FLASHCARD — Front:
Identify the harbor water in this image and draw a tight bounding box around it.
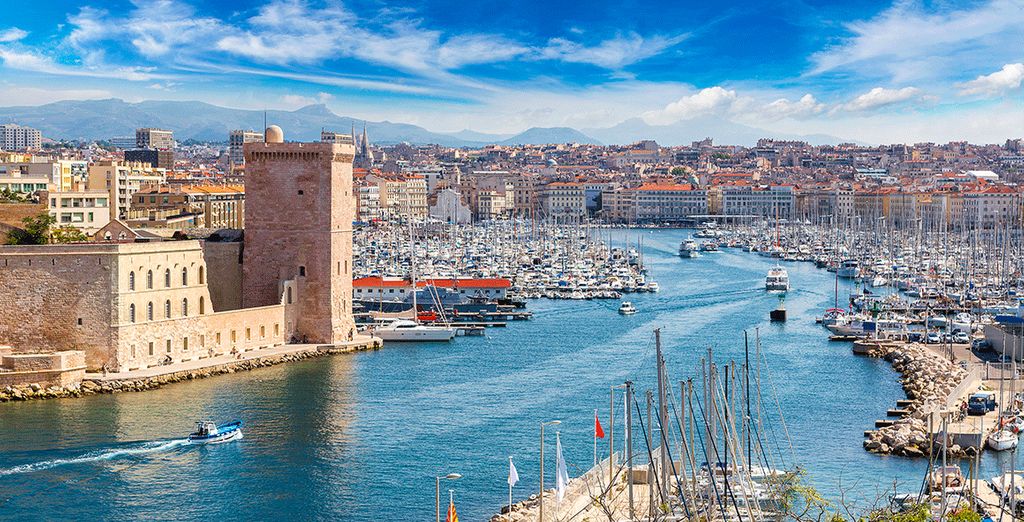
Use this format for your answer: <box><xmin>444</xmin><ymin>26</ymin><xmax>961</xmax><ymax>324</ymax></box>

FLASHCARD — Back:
<box><xmin>0</xmin><ymin>228</ymin><xmax>1017</xmax><ymax>519</ymax></box>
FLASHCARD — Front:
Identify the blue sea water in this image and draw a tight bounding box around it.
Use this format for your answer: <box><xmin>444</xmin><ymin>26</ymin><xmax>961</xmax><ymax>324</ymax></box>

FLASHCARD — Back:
<box><xmin>0</xmin><ymin>228</ymin><xmax>1018</xmax><ymax>520</ymax></box>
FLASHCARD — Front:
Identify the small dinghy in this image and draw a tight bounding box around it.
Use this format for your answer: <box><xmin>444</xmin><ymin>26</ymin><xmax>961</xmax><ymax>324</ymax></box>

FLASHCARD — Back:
<box><xmin>188</xmin><ymin>420</ymin><xmax>243</xmax><ymax>444</ymax></box>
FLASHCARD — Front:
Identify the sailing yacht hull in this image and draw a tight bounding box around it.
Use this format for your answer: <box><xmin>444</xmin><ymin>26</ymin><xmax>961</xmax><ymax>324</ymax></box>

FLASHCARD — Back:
<box><xmin>374</xmin><ymin>327</ymin><xmax>456</xmax><ymax>342</ymax></box>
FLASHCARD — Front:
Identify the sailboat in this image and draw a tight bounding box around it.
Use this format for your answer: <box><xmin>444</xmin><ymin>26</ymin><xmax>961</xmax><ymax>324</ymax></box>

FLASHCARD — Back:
<box><xmin>371</xmin><ymin>219</ymin><xmax>455</xmax><ymax>342</ymax></box>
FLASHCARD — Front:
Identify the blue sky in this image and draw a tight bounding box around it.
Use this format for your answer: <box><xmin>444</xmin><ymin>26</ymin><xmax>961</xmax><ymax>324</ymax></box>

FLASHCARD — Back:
<box><xmin>0</xmin><ymin>0</ymin><xmax>1022</xmax><ymax>142</ymax></box>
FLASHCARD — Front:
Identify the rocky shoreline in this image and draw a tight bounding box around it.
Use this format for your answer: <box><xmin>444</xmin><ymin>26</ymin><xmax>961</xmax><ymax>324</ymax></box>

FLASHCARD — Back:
<box><xmin>858</xmin><ymin>341</ymin><xmax>971</xmax><ymax>457</ymax></box>
<box><xmin>0</xmin><ymin>344</ymin><xmax>378</xmax><ymax>403</ymax></box>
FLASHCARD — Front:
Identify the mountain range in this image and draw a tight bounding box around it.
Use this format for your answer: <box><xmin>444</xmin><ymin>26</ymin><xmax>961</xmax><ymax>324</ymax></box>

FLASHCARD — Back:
<box><xmin>0</xmin><ymin>98</ymin><xmax>853</xmax><ymax>147</ymax></box>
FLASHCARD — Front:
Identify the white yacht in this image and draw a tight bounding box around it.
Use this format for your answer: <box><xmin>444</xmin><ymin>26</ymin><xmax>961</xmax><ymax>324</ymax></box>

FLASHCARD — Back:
<box><xmin>837</xmin><ymin>259</ymin><xmax>861</xmax><ymax>279</ymax></box>
<box><xmin>987</xmin><ymin>428</ymin><xmax>1019</xmax><ymax>451</ymax></box>
<box><xmin>678</xmin><ymin>238</ymin><xmax>700</xmax><ymax>258</ymax></box>
<box><xmin>371</xmin><ymin>319</ymin><xmax>456</xmax><ymax>342</ymax></box>
<box><xmin>765</xmin><ymin>266</ymin><xmax>790</xmax><ymax>292</ymax></box>
<box><xmin>646</xmin><ymin>281</ymin><xmax>660</xmax><ymax>292</ymax></box>
<box><xmin>618</xmin><ymin>301</ymin><xmax>637</xmax><ymax>315</ymax></box>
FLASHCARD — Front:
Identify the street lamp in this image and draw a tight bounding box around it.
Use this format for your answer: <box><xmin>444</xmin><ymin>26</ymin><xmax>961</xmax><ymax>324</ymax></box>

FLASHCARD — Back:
<box><xmin>435</xmin><ymin>472</ymin><xmax>462</xmax><ymax>522</ymax></box>
<box><xmin>539</xmin><ymin>420</ymin><xmax>562</xmax><ymax>522</ymax></box>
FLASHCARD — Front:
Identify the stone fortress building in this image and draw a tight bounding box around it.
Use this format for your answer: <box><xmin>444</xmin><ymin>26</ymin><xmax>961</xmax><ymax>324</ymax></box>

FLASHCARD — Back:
<box><xmin>0</xmin><ymin>126</ymin><xmax>358</xmax><ymax>373</ymax></box>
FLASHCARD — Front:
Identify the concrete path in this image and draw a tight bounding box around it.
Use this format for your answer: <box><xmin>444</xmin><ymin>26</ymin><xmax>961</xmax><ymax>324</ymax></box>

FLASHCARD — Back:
<box><xmin>85</xmin><ymin>336</ymin><xmax>380</xmax><ymax>382</ymax></box>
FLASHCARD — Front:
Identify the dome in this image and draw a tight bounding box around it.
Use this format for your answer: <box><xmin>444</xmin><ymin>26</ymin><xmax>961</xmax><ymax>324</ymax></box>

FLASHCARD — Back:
<box><xmin>265</xmin><ymin>125</ymin><xmax>284</xmax><ymax>143</ymax></box>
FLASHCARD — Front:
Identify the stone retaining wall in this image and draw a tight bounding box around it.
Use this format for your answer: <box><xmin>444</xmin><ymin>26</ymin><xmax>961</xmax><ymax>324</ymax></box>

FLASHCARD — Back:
<box><xmin>0</xmin><ymin>341</ymin><xmax>381</xmax><ymax>403</ymax></box>
<box><xmin>0</xmin><ymin>350</ymin><xmax>86</xmax><ymax>388</ymax></box>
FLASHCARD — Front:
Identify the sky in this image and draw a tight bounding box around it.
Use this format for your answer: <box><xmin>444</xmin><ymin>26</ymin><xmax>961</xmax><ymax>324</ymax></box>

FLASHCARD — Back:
<box><xmin>0</xmin><ymin>0</ymin><xmax>1022</xmax><ymax>143</ymax></box>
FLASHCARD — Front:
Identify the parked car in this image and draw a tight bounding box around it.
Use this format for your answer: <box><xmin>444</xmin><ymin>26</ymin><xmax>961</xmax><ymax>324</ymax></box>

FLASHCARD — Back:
<box><xmin>968</xmin><ymin>392</ymin><xmax>997</xmax><ymax>415</ymax></box>
<box><xmin>926</xmin><ymin>332</ymin><xmax>942</xmax><ymax>344</ymax></box>
<box><xmin>953</xmin><ymin>331</ymin><xmax>970</xmax><ymax>344</ymax></box>
<box><xmin>972</xmin><ymin>338</ymin><xmax>992</xmax><ymax>351</ymax></box>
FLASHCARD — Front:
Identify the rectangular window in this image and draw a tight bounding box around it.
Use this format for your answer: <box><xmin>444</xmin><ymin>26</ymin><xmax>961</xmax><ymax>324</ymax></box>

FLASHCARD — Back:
<box><xmin>246</xmin><ymin>328</ymin><xmax>251</xmax><ymax>341</ymax></box>
<box><xmin>260</xmin><ymin>325</ymin><xmax>265</xmax><ymax>338</ymax></box>
<box><xmin>166</xmin><ymin>339</ymin><xmax>172</xmax><ymax>353</ymax></box>
<box><xmin>183</xmin><ymin>337</ymin><xmax>189</xmax><ymax>351</ymax></box>
<box><xmin>216</xmin><ymin>332</ymin><xmax>222</xmax><ymax>345</ymax></box>
<box><xmin>274</xmin><ymin>324</ymin><xmax>280</xmax><ymax>337</ymax></box>
<box><xmin>149</xmin><ymin>342</ymin><xmax>154</xmax><ymax>356</ymax></box>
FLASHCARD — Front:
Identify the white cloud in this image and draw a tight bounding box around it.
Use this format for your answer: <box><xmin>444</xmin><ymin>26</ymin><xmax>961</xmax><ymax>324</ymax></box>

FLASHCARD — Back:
<box><xmin>279</xmin><ymin>91</ymin><xmax>335</xmax><ymax>110</ymax></box>
<box><xmin>0</xmin><ymin>27</ymin><xmax>28</xmax><ymax>43</ymax></box>
<box><xmin>0</xmin><ymin>47</ymin><xmax>164</xmax><ymax>81</ymax></box>
<box><xmin>840</xmin><ymin>87</ymin><xmax>922</xmax><ymax>112</ymax></box>
<box><xmin>959</xmin><ymin>63</ymin><xmax>1024</xmax><ymax>97</ymax></box>
<box><xmin>810</xmin><ymin>0</ymin><xmax>1024</xmax><ymax>82</ymax></box>
<box><xmin>759</xmin><ymin>94</ymin><xmax>825</xmax><ymax>120</ymax></box>
<box><xmin>641</xmin><ymin>87</ymin><xmax>741</xmax><ymax>125</ymax></box>
<box><xmin>539</xmin><ymin>33</ymin><xmax>686</xmax><ymax>69</ymax></box>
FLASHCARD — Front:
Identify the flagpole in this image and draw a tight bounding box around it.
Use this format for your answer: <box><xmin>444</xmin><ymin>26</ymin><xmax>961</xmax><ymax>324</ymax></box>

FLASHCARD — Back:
<box><xmin>507</xmin><ymin>456</ymin><xmax>513</xmax><ymax>514</ymax></box>
<box><xmin>593</xmin><ymin>408</ymin><xmax>598</xmax><ymax>468</ymax></box>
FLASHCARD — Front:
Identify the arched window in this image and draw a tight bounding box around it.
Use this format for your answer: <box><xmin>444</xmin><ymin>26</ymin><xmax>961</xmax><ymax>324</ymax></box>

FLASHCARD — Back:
<box><xmin>164</xmin><ymin>300</ymin><xmax>171</xmax><ymax>318</ymax></box>
<box><xmin>182</xmin><ymin>298</ymin><xmax>188</xmax><ymax>316</ymax></box>
<box><xmin>182</xmin><ymin>267</ymin><xmax>188</xmax><ymax>286</ymax></box>
<box><xmin>147</xmin><ymin>302</ymin><xmax>154</xmax><ymax>321</ymax></box>
<box><xmin>198</xmin><ymin>266</ymin><xmax>205</xmax><ymax>284</ymax></box>
<box><xmin>147</xmin><ymin>270</ymin><xmax>153</xmax><ymax>289</ymax></box>
<box><xmin>164</xmin><ymin>269</ymin><xmax>171</xmax><ymax>288</ymax></box>
<box><xmin>128</xmin><ymin>271</ymin><xmax>135</xmax><ymax>291</ymax></box>
<box><xmin>129</xmin><ymin>304</ymin><xmax>136</xmax><ymax>323</ymax></box>
<box><xmin>199</xmin><ymin>296</ymin><xmax>206</xmax><ymax>314</ymax></box>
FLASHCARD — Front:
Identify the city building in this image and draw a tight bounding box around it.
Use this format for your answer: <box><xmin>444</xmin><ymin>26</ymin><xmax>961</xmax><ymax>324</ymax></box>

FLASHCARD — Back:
<box><xmin>128</xmin><ymin>185</ymin><xmax>245</xmax><ymax>229</ymax></box>
<box><xmin>634</xmin><ymin>183</ymin><xmax>708</xmax><ymax>222</ymax></box>
<box><xmin>136</xmin><ymin>128</ymin><xmax>174</xmax><ymax>150</ymax></box>
<box><xmin>125</xmin><ymin>148</ymin><xmax>175</xmax><ymax>170</ymax></box>
<box><xmin>86</xmin><ymin>160</ymin><xmax>167</xmax><ymax>218</ymax></box>
<box><xmin>538</xmin><ymin>182</ymin><xmax>586</xmax><ymax>221</ymax></box>
<box><xmin>44</xmin><ymin>190</ymin><xmax>112</xmax><ymax>234</ymax></box>
<box><xmin>229</xmin><ymin>130</ymin><xmax>264</xmax><ymax>168</ymax></box>
<box><xmin>0</xmin><ymin>124</ymin><xmax>42</xmax><ymax>151</ymax></box>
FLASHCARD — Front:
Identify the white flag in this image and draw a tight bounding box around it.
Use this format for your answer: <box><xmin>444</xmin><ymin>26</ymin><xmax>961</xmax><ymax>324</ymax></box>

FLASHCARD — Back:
<box><xmin>508</xmin><ymin>457</ymin><xmax>519</xmax><ymax>487</ymax></box>
<box><xmin>555</xmin><ymin>432</ymin><xmax>569</xmax><ymax>501</ymax></box>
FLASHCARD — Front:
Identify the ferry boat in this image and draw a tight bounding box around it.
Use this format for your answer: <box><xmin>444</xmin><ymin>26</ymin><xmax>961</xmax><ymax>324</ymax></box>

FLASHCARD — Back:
<box><xmin>837</xmin><ymin>259</ymin><xmax>861</xmax><ymax>279</ymax></box>
<box><xmin>188</xmin><ymin>420</ymin><xmax>243</xmax><ymax>444</ymax></box>
<box><xmin>618</xmin><ymin>301</ymin><xmax>637</xmax><ymax>315</ymax></box>
<box><xmin>765</xmin><ymin>266</ymin><xmax>790</xmax><ymax>292</ymax></box>
<box><xmin>678</xmin><ymin>238</ymin><xmax>700</xmax><ymax>258</ymax></box>
<box><xmin>371</xmin><ymin>319</ymin><xmax>456</xmax><ymax>342</ymax></box>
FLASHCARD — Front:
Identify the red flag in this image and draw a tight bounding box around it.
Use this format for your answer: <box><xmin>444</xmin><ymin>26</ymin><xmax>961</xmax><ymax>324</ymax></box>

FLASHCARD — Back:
<box><xmin>595</xmin><ymin>412</ymin><xmax>605</xmax><ymax>439</ymax></box>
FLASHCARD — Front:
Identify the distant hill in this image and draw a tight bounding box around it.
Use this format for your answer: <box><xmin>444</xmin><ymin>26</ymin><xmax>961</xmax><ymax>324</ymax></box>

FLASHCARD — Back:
<box><xmin>0</xmin><ymin>98</ymin><xmax>854</xmax><ymax>148</ymax></box>
<box><xmin>499</xmin><ymin>127</ymin><xmax>601</xmax><ymax>145</ymax></box>
<box><xmin>0</xmin><ymin>99</ymin><xmax>490</xmax><ymax>147</ymax></box>
<box><xmin>582</xmin><ymin>116</ymin><xmax>853</xmax><ymax>147</ymax></box>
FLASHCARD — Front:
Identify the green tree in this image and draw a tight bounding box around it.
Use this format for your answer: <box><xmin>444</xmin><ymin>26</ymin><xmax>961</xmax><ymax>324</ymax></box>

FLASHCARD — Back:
<box><xmin>50</xmin><ymin>225</ymin><xmax>89</xmax><ymax>244</ymax></box>
<box><xmin>4</xmin><ymin>213</ymin><xmax>86</xmax><ymax>245</ymax></box>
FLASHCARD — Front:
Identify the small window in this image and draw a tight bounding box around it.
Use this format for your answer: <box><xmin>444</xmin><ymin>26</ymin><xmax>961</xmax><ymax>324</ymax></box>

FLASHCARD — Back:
<box><xmin>149</xmin><ymin>342</ymin><xmax>154</xmax><ymax>356</ymax></box>
<box><xmin>182</xmin><ymin>267</ymin><xmax>188</xmax><ymax>286</ymax></box>
<box><xmin>231</xmin><ymin>330</ymin><xmax>237</xmax><ymax>342</ymax></box>
<box><xmin>246</xmin><ymin>328</ymin><xmax>251</xmax><ymax>341</ymax></box>
<box><xmin>164</xmin><ymin>300</ymin><xmax>171</xmax><ymax>318</ymax></box>
<box><xmin>183</xmin><ymin>337</ymin><xmax>188</xmax><ymax>351</ymax></box>
<box><xmin>216</xmin><ymin>332</ymin><xmax>222</xmax><ymax>345</ymax></box>
<box><xmin>166</xmin><ymin>339</ymin><xmax>172</xmax><ymax>353</ymax></box>
<box><xmin>199</xmin><ymin>296</ymin><xmax>206</xmax><ymax>314</ymax></box>
<box><xmin>129</xmin><ymin>271</ymin><xmax>135</xmax><ymax>290</ymax></box>
<box><xmin>77</xmin><ymin>318</ymin><xmax>83</xmax><ymax>326</ymax></box>
<box><xmin>274</xmin><ymin>324</ymin><xmax>280</xmax><ymax>337</ymax></box>
<box><xmin>299</xmin><ymin>266</ymin><xmax>306</xmax><ymax>277</ymax></box>
<box><xmin>147</xmin><ymin>270</ymin><xmax>153</xmax><ymax>289</ymax></box>
<box><xmin>199</xmin><ymin>266</ymin><xmax>205</xmax><ymax>284</ymax></box>
<box><xmin>297</xmin><ymin>190</ymin><xmax>304</xmax><ymax>195</ymax></box>
<box><xmin>147</xmin><ymin>302</ymin><xmax>154</xmax><ymax>320</ymax></box>
<box><xmin>287</xmin><ymin>287</ymin><xmax>292</xmax><ymax>304</ymax></box>
<box><xmin>260</xmin><ymin>325</ymin><xmax>266</xmax><ymax>338</ymax></box>
<box><xmin>129</xmin><ymin>304</ymin><xmax>136</xmax><ymax>323</ymax></box>
<box><xmin>182</xmin><ymin>298</ymin><xmax>188</xmax><ymax>316</ymax></box>
<box><xmin>164</xmin><ymin>269</ymin><xmax>171</xmax><ymax>288</ymax></box>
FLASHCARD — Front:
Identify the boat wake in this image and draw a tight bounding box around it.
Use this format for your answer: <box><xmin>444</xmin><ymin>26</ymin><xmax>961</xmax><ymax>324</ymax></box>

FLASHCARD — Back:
<box><xmin>0</xmin><ymin>439</ymin><xmax>190</xmax><ymax>476</ymax></box>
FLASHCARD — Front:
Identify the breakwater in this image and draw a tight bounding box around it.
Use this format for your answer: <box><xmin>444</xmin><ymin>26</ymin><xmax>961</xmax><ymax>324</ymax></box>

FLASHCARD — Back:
<box><xmin>859</xmin><ymin>341</ymin><xmax>971</xmax><ymax>457</ymax></box>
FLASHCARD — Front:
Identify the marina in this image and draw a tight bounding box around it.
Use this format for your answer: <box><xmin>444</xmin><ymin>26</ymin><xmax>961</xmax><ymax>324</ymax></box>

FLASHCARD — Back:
<box><xmin>6</xmin><ymin>226</ymin><xmax>1024</xmax><ymax>520</ymax></box>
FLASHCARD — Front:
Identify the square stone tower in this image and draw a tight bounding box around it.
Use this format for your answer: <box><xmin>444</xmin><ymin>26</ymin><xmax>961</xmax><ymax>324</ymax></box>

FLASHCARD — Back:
<box><xmin>242</xmin><ymin>126</ymin><xmax>356</xmax><ymax>344</ymax></box>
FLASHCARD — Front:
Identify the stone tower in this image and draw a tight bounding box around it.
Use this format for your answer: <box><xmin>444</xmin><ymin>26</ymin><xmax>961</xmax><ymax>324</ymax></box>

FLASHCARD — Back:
<box><xmin>242</xmin><ymin>125</ymin><xmax>356</xmax><ymax>344</ymax></box>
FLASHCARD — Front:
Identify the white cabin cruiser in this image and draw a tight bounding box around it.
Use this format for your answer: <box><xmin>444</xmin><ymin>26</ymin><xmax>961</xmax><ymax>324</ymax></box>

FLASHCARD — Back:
<box><xmin>372</xmin><ymin>319</ymin><xmax>456</xmax><ymax>342</ymax></box>
<box><xmin>765</xmin><ymin>266</ymin><xmax>790</xmax><ymax>292</ymax></box>
<box><xmin>618</xmin><ymin>301</ymin><xmax>637</xmax><ymax>315</ymax></box>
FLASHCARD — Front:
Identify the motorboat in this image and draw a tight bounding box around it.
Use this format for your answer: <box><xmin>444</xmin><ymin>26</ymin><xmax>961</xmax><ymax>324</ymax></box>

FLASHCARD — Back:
<box><xmin>646</xmin><ymin>281</ymin><xmax>660</xmax><ymax>292</ymax></box>
<box><xmin>699</xmin><ymin>241</ymin><xmax>719</xmax><ymax>253</ymax></box>
<box><xmin>371</xmin><ymin>319</ymin><xmax>456</xmax><ymax>342</ymax></box>
<box><xmin>987</xmin><ymin>428</ymin><xmax>1019</xmax><ymax>451</ymax></box>
<box><xmin>927</xmin><ymin>465</ymin><xmax>964</xmax><ymax>492</ymax></box>
<box><xmin>837</xmin><ymin>259</ymin><xmax>861</xmax><ymax>279</ymax></box>
<box><xmin>188</xmin><ymin>420</ymin><xmax>243</xmax><ymax>444</ymax></box>
<box><xmin>765</xmin><ymin>266</ymin><xmax>790</xmax><ymax>292</ymax></box>
<box><xmin>678</xmin><ymin>238</ymin><xmax>700</xmax><ymax>258</ymax></box>
<box><xmin>618</xmin><ymin>301</ymin><xmax>637</xmax><ymax>315</ymax></box>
